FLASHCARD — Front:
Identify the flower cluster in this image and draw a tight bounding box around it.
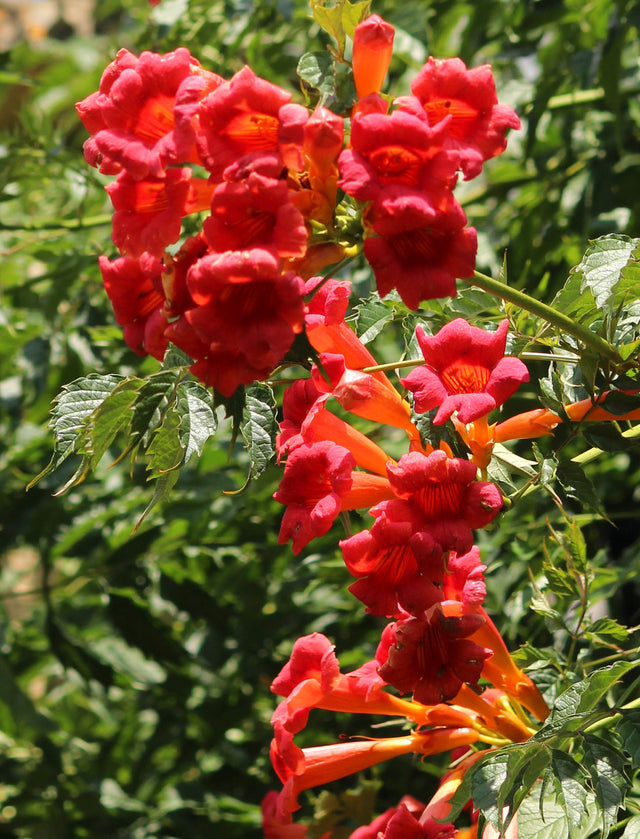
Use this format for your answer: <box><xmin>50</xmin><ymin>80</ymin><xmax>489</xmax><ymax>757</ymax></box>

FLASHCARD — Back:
<box><xmin>267</xmin><ymin>274</ymin><xmax>553</xmax><ymax>836</ymax></box>
<box><xmin>77</xmin><ymin>49</ymin><xmax>345</xmax><ymax>395</ymax></box>
<box><xmin>76</xmin><ymin>12</ymin><xmax>520</xmax><ymax>397</ymax></box>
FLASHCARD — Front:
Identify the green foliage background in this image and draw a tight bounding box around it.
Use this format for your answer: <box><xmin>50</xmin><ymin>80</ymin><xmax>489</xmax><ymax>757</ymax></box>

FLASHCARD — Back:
<box><xmin>1</xmin><ymin>0</ymin><xmax>640</xmax><ymax>836</ymax></box>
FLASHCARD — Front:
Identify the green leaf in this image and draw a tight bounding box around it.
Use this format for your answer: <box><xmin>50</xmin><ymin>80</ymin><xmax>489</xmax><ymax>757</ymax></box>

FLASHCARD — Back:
<box><xmin>310</xmin><ymin>0</ymin><xmax>371</xmax><ymax>55</ymax></box>
<box><xmin>100</xmin><ymin>779</ymin><xmax>146</xmax><ymax>813</ymax></box>
<box><xmin>127</xmin><ymin>369</ymin><xmax>182</xmax><ymax>453</ymax></box>
<box><xmin>582</xmin><ymin>734</ymin><xmax>628</xmax><ymax>835</ymax></box>
<box><xmin>135</xmin><ymin>469</ymin><xmax>180</xmax><ymax>529</ymax></box>
<box><xmin>616</xmin><ymin>709</ymin><xmax>640</xmax><ymax>764</ymax></box>
<box><xmin>241</xmin><ymin>383</ymin><xmax>277</xmax><ymax>481</ymax></box>
<box><xmin>145</xmin><ymin>404</ymin><xmax>183</xmax><ymax>476</ymax></box>
<box><xmin>571</xmin><ymin>234</ymin><xmax>639</xmax><ymax>309</ymax></box>
<box><xmin>47</xmin><ymin>619</ymin><xmax>114</xmax><ymax>686</ymax></box>
<box><xmin>340</xmin><ymin>0</ymin><xmax>372</xmax><ymax>39</ymax></box>
<box><xmin>176</xmin><ymin>380</ymin><xmax>217</xmax><ymax>464</ymax></box>
<box><xmin>515</xmin><ymin>778</ymin><xmax>601</xmax><ymax>839</ymax></box>
<box><xmin>27</xmin><ymin>373</ymin><xmax>124</xmax><ymax>488</ymax></box>
<box><xmin>621</xmin><ymin>816</ymin><xmax>640</xmax><ymax>839</ymax></box>
<box><xmin>75</xmin><ymin>377</ymin><xmax>142</xmax><ymax>468</ymax></box>
<box><xmin>354</xmin><ymin>293</ymin><xmax>396</xmax><ymax>345</ymax></box>
<box><xmin>0</xmin><ymin>656</ymin><xmax>57</xmax><ymax>737</ymax></box>
<box><xmin>555</xmin><ymin>459</ymin><xmax>604</xmax><ymax>516</ymax></box>
<box><xmin>585</xmin><ymin>617</ymin><xmax>630</xmax><ymax>644</ymax></box>
<box><xmin>91</xmin><ymin>635</ymin><xmax>166</xmax><ymax>687</ymax></box>
<box><xmin>297</xmin><ymin>51</ymin><xmax>336</xmax><ymax>106</ymax></box>
<box><xmin>549</xmin><ymin>661</ymin><xmax>639</xmax><ymax>723</ymax></box>
<box><xmin>548</xmin><ymin>750</ymin><xmax>589</xmax><ymax>832</ymax></box>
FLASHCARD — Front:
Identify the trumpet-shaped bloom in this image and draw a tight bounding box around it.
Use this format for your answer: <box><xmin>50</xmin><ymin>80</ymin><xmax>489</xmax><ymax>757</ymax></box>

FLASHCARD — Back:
<box><xmin>338</xmin><ymin>108</ymin><xmax>458</xmax><ymax>209</ymax></box>
<box><xmin>98</xmin><ymin>253</ymin><xmax>169</xmax><ymax>359</ymax></box>
<box><xmin>197</xmin><ymin>65</ymin><xmax>308</xmax><ymax>179</ymax></box>
<box><xmin>271</xmin><ymin>726</ymin><xmax>478</xmax><ymax>819</ymax></box>
<box><xmin>270</xmin><ymin>633</ymin><xmax>464</xmax><ymax>738</ymax></box>
<box><xmin>277</xmin><ymin>380</ymin><xmax>391</xmax><ymax>475</ymax></box>
<box><xmin>76</xmin><ymin>48</ymin><xmax>222</xmax><ymax>179</ymax></box>
<box><xmin>409</xmin><ymin>57</ymin><xmax>521</xmax><ymax>180</ymax></box>
<box><xmin>363</xmin><ymin>198</ymin><xmax>477</xmax><ymax>309</ymax></box>
<box><xmin>341</xmin><ymin>499</ymin><xmax>447</xmax><ymax>617</ymax></box>
<box><xmin>379</xmin><ymin>604</ymin><xmax>492</xmax><ymax>703</ymax></box>
<box><xmin>165</xmin><ymin>249</ymin><xmax>305</xmax><ymax>396</ymax></box>
<box><xmin>386</xmin><ymin>450</ymin><xmax>503</xmax><ymax>551</ymax></box>
<box><xmin>402</xmin><ymin>319</ymin><xmax>529</xmax><ymax>424</ymax></box>
<box><xmin>203</xmin><ymin>170</ymin><xmax>308</xmax><ymax>258</ymax></box>
<box><xmin>274</xmin><ymin>442</ymin><xmax>356</xmax><ymax>555</ymax></box>
<box><xmin>107</xmin><ymin>168</ymin><xmax>213</xmax><ymax>258</ymax></box>
<box><xmin>312</xmin><ymin>353</ymin><xmax>417</xmax><ymax>440</ymax></box>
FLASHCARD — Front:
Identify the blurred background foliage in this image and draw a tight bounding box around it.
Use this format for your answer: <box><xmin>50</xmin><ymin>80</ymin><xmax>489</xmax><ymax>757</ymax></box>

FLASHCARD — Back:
<box><xmin>1</xmin><ymin>0</ymin><xmax>640</xmax><ymax>836</ymax></box>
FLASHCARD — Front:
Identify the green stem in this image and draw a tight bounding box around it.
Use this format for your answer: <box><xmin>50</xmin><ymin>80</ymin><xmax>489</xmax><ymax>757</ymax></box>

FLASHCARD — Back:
<box><xmin>0</xmin><ymin>214</ymin><xmax>112</xmax><ymax>232</ymax></box>
<box><xmin>362</xmin><ymin>359</ymin><xmax>421</xmax><ymax>374</ymax></box>
<box><xmin>464</xmin><ymin>271</ymin><xmax>621</xmax><ymax>364</ymax></box>
<box><xmin>544</xmin><ymin>79</ymin><xmax>640</xmax><ymax>110</ymax></box>
<box><xmin>572</xmin><ymin>424</ymin><xmax>640</xmax><ymax>466</ymax></box>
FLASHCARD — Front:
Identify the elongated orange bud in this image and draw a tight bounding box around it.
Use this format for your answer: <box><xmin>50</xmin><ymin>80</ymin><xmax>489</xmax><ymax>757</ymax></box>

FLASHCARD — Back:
<box><xmin>352</xmin><ymin>14</ymin><xmax>395</xmax><ymax>100</ymax></box>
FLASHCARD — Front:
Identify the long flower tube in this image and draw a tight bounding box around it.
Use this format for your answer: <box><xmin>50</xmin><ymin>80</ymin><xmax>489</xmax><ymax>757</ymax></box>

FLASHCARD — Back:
<box><xmin>469</xmin><ymin>607</ymin><xmax>549</xmax><ymax>721</ymax></box>
<box><xmin>313</xmin><ymin>356</ymin><xmax>421</xmax><ymax>443</ymax></box>
<box><xmin>272</xmin><ymin>727</ymin><xmax>480</xmax><ymax>808</ymax></box>
<box><xmin>454</xmin><ymin>393</ymin><xmax>640</xmax><ymax>469</ymax></box>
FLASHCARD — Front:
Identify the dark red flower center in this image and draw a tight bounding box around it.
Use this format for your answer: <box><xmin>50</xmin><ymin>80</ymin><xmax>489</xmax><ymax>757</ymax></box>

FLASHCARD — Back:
<box><xmin>415</xmin><ymin>481</ymin><xmax>465</xmax><ymax>519</ymax></box>
<box><xmin>388</xmin><ymin>227</ymin><xmax>441</xmax><ymax>263</ymax></box>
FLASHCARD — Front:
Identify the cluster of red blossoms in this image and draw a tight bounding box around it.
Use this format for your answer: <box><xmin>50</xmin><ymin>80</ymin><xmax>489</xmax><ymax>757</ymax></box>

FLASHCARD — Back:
<box><xmin>76</xmin><ymin>13</ymin><xmax>520</xmax><ymax>397</ymax></box>
<box><xmin>265</xmin><ymin>276</ymin><xmax>551</xmax><ymax>837</ymax></box>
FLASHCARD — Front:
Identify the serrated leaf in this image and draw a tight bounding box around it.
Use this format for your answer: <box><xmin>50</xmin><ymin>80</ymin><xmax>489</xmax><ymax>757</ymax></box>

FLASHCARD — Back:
<box><xmin>555</xmin><ymin>459</ymin><xmax>604</xmax><ymax>516</ymax></box>
<box><xmin>75</xmin><ymin>377</ymin><xmax>142</xmax><ymax>467</ymax></box>
<box><xmin>617</xmin><ymin>709</ymin><xmax>640</xmax><ymax>764</ymax></box>
<box><xmin>548</xmin><ymin>750</ymin><xmax>589</xmax><ymax>831</ymax></box>
<box><xmin>504</xmin><ymin>746</ymin><xmax>552</xmax><ymax>830</ymax></box>
<box><xmin>585</xmin><ymin>617</ymin><xmax>630</xmax><ymax>643</ymax></box>
<box><xmin>135</xmin><ymin>469</ymin><xmax>179</xmax><ymax>530</ymax></box>
<box><xmin>309</xmin><ymin>0</ymin><xmax>371</xmax><ymax>56</ymax></box>
<box><xmin>128</xmin><ymin>370</ymin><xmax>182</xmax><ymax>453</ymax></box>
<box><xmin>469</xmin><ymin>751</ymin><xmax>511</xmax><ymax>832</ymax></box>
<box><xmin>550</xmin><ymin>662</ymin><xmax>639</xmax><ymax>723</ymax></box>
<box><xmin>310</xmin><ymin>1</ymin><xmax>347</xmax><ymax>54</ymax></box>
<box><xmin>355</xmin><ymin>294</ymin><xmax>396</xmax><ymax>344</ymax></box>
<box><xmin>582</xmin><ymin>734</ymin><xmax>628</xmax><ymax>835</ymax></box>
<box><xmin>28</xmin><ymin>373</ymin><xmax>124</xmax><ymax>488</ymax></box>
<box><xmin>573</xmin><ymin>234</ymin><xmax>639</xmax><ymax>308</ymax></box>
<box><xmin>601</xmin><ymin>390</ymin><xmax>640</xmax><ymax>415</ymax></box>
<box><xmin>145</xmin><ymin>405</ymin><xmax>183</xmax><ymax>476</ymax></box>
<box><xmin>530</xmin><ymin>591</ymin><xmax>566</xmax><ymax>629</ymax></box>
<box><xmin>491</xmin><ymin>444</ymin><xmax>538</xmax><ymax>478</ymax></box>
<box><xmin>340</xmin><ymin>0</ymin><xmax>372</xmax><ymax>38</ymax></box>
<box><xmin>515</xmin><ymin>778</ymin><xmax>601</xmax><ymax>839</ymax></box>
<box><xmin>176</xmin><ymin>380</ymin><xmax>217</xmax><ymax>464</ymax></box>
<box><xmin>162</xmin><ymin>345</ymin><xmax>192</xmax><ymax>369</ymax></box>
<box><xmin>241</xmin><ymin>383</ymin><xmax>277</xmax><ymax>481</ymax></box>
